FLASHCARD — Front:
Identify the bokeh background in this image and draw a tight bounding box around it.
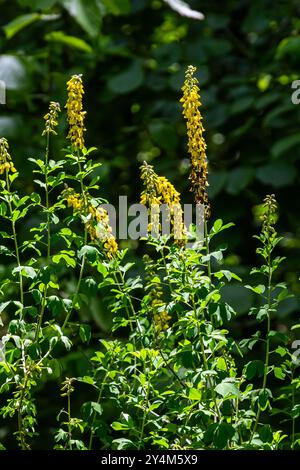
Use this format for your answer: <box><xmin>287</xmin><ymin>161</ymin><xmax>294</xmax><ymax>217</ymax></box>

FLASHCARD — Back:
<box><xmin>1</xmin><ymin>0</ymin><xmax>300</xmax><ymax>448</ymax></box>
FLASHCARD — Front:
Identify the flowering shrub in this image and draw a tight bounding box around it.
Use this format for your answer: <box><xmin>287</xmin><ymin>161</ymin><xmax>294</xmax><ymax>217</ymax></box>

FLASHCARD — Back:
<box><xmin>0</xmin><ymin>67</ymin><xmax>299</xmax><ymax>451</ymax></box>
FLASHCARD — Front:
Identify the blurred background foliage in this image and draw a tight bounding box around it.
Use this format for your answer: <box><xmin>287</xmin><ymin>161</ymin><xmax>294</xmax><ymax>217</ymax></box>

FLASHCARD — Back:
<box><xmin>1</xmin><ymin>0</ymin><xmax>300</xmax><ymax>447</ymax></box>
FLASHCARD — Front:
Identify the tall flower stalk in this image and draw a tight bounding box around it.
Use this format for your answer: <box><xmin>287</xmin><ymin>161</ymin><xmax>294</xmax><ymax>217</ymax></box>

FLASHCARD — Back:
<box><xmin>63</xmin><ymin>75</ymin><xmax>117</xmax><ymax>330</ymax></box>
<box><xmin>0</xmin><ymin>138</ymin><xmax>23</xmax><ymax>304</ymax></box>
<box><xmin>181</xmin><ymin>65</ymin><xmax>211</xmax><ymax>276</ymax></box>
<box><xmin>35</xmin><ymin>102</ymin><xmax>61</xmax><ymax>341</ymax></box>
<box><xmin>250</xmin><ymin>194</ymin><xmax>279</xmax><ymax>442</ymax></box>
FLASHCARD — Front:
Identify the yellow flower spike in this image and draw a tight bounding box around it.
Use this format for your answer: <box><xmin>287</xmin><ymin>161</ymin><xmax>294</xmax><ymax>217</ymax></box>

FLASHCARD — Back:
<box><xmin>144</xmin><ymin>255</ymin><xmax>172</xmax><ymax>334</ymax></box>
<box><xmin>140</xmin><ymin>161</ymin><xmax>186</xmax><ymax>242</ymax></box>
<box><xmin>181</xmin><ymin>65</ymin><xmax>210</xmax><ymax>218</ymax></box>
<box><xmin>0</xmin><ymin>137</ymin><xmax>16</xmax><ymax>175</ymax></box>
<box><xmin>62</xmin><ymin>188</ymin><xmax>118</xmax><ymax>258</ymax></box>
<box><xmin>42</xmin><ymin>101</ymin><xmax>61</xmax><ymax>136</ymax></box>
<box><xmin>65</xmin><ymin>74</ymin><xmax>86</xmax><ymax>150</ymax></box>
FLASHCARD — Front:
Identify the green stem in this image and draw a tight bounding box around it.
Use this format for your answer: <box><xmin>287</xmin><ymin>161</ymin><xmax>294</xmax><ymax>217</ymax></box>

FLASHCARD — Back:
<box><xmin>250</xmin><ymin>250</ymin><xmax>272</xmax><ymax>443</ymax></box>
<box><xmin>291</xmin><ymin>369</ymin><xmax>295</xmax><ymax>450</ymax></box>
<box><xmin>62</xmin><ymin>154</ymin><xmax>87</xmax><ymax>330</ymax></box>
<box><xmin>5</xmin><ymin>170</ymin><xmax>23</xmax><ymax>305</ymax></box>
<box><xmin>204</xmin><ymin>220</ymin><xmax>211</xmax><ymax>280</ymax></box>
<box><xmin>88</xmin><ymin>360</ymin><xmax>113</xmax><ymax>450</ymax></box>
<box><xmin>138</xmin><ymin>368</ymin><xmax>150</xmax><ymax>450</ymax></box>
<box><xmin>62</xmin><ymin>231</ymin><xmax>87</xmax><ymax>330</ymax></box>
<box><xmin>67</xmin><ymin>392</ymin><xmax>72</xmax><ymax>450</ymax></box>
<box><xmin>192</xmin><ymin>296</ymin><xmax>221</xmax><ymax>420</ymax></box>
<box><xmin>17</xmin><ymin>342</ymin><xmax>29</xmax><ymax>450</ymax></box>
<box><xmin>35</xmin><ymin>133</ymin><xmax>51</xmax><ymax>341</ymax></box>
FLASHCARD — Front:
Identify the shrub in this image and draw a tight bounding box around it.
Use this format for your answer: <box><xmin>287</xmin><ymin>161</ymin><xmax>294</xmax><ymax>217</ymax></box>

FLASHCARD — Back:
<box><xmin>0</xmin><ymin>67</ymin><xmax>299</xmax><ymax>450</ymax></box>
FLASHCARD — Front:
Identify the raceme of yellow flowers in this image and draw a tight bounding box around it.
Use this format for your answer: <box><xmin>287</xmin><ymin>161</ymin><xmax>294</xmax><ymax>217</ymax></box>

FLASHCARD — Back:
<box><xmin>140</xmin><ymin>161</ymin><xmax>185</xmax><ymax>241</ymax></box>
<box><xmin>144</xmin><ymin>255</ymin><xmax>172</xmax><ymax>334</ymax></box>
<box><xmin>181</xmin><ymin>65</ymin><xmax>210</xmax><ymax>219</ymax></box>
<box><xmin>63</xmin><ymin>188</ymin><xmax>118</xmax><ymax>258</ymax></box>
<box><xmin>0</xmin><ymin>137</ymin><xmax>16</xmax><ymax>175</ymax></box>
<box><xmin>66</xmin><ymin>74</ymin><xmax>86</xmax><ymax>150</ymax></box>
<box><xmin>43</xmin><ymin>101</ymin><xmax>61</xmax><ymax>136</ymax></box>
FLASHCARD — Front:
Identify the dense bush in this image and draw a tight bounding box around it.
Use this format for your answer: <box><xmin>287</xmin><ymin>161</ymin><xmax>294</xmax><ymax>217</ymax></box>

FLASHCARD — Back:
<box><xmin>0</xmin><ymin>67</ymin><xmax>299</xmax><ymax>450</ymax></box>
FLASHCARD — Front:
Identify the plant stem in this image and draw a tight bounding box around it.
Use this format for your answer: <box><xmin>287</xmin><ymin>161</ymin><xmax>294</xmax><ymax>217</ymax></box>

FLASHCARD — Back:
<box><xmin>17</xmin><ymin>342</ymin><xmax>29</xmax><ymax>449</ymax></box>
<box><xmin>67</xmin><ymin>392</ymin><xmax>72</xmax><ymax>450</ymax></box>
<box><xmin>291</xmin><ymin>369</ymin><xmax>295</xmax><ymax>450</ymax></box>
<box><xmin>204</xmin><ymin>220</ymin><xmax>211</xmax><ymax>280</ymax></box>
<box><xmin>62</xmin><ymin>154</ymin><xmax>87</xmax><ymax>330</ymax></box>
<box><xmin>138</xmin><ymin>368</ymin><xmax>150</xmax><ymax>450</ymax></box>
<box><xmin>192</xmin><ymin>296</ymin><xmax>221</xmax><ymax>420</ymax></box>
<box><xmin>62</xmin><ymin>233</ymin><xmax>87</xmax><ymax>330</ymax></box>
<box><xmin>88</xmin><ymin>364</ymin><xmax>112</xmax><ymax>450</ymax></box>
<box><xmin>5</xmin><ymin>170</ymin><xmax>23</xmax><ymax>305</ymax></box>
<box><xmin>250</xmin><ymin>250</ymin><xmax>272</xmax><ymax>442</ymax></box>
<box><xmin>35</xmin><ymin>133</ymin><xmax>51</xmax><ymax>341</ymax></box>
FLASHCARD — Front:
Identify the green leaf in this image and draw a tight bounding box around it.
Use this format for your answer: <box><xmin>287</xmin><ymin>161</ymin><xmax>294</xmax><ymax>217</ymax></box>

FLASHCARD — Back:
<box><xmin>13</xmin><ymin>266</ymin><xmax>36</xmax><ymax>279</ymax></box>
<box><xmin>245</xmin><ymin>360</ymin><xmax>264</xmax><ymax>380</ymax></box>
<box><xmin>61</xmin><ymin>0</ymin><xmax>103</xmax><ymax>37</ymax></box>
<box><xmin>101</xmin><ymin>0</ymin><xmax>131</xmax><ymax>15</ymax></box>
<box><xmin>271</xmin><ymin>134</ymin><xmax>300</xmax><ymax>159</ymax></box>
<box><xmin>79</xmin><ymin>324</ymin><xmax>91</xmax><ymax>343</ymax></box>
<box><xmin>274</xmin><ymin>366</ymin><xmax>286</xmax><ymax>380</ymax></box>
<box><xmin>245</xmin><ymin>284</ymin><xmax>265</xmax><ymax>294</ymax></box>
<box><xmin>112</xmin><ymin>438</ymin><xmax>136</xmax><ymax>450</ymax></box>
<box><xmin>45</xmin><ymin>31</ymin><xmax>92</xmax><ymax>52</ymax></box>
<box><xmin>259</xmin><ymin>424</ymin><xmax>273</xmax><ymax>443</ymax></box>
<box><xmin>188</xmin><ymin>387</ymin><xmax>202</xmax><ymax>400</ymax></box>
<box><xmin>215</xmin><ymin>380</ymin><xmax>240</xmax><ymax>399</ymax></box>
<box><xmin>90</xmin><ymin>401</ymin><xmax>102</xmax><ymax>415</ymax></box>
<box><xmin>78</xmin><ymin>245</ymin><xmax>99</xmax><ymax>262</ymax></box>
<box><xmin>291</xmin><ymin>404</ymin><xmax>300</xmax><ymax>419</ymax></box>
<box><xmin>108</xmin><ymin>61</ymin><xmax>144</xmax><ymax>94</ymax></box>
<box><xmin>276</xmin><ymin>36</ymin><xmax>300</xmax><ymax>60</ymax></box>
<box><xmin>256</xmin><ymin>163</ymin><xmax>296</xmax><ymax>188</ymax></box>
<box><xmin>0</xmin><ymin>245</ymin><xmax>14</xmax><ymax>257</ymax></box>
<box><xmin>0</xmin><ymin>301</ymin><xmax>10</xmax><ymax>314</ymax></box>
<box><xmin>148</xmin><ymin>119</ymin><xmax>179</xmax><ymax>151</ymax></box>
<box><xmin>0</xmin><ymin>202</ymin><xmax>7</xmax><ymax>217</ymax></box>
<box><xmin>226</xmin><ymin>167</ymin><xmax>253</xmax><ymax>194</ymax></box>
<box><xmin>97</xmin><ymin>262</ymin><xmax>108</xmax><ymax>278</ymax></box>
<box><xmin>258</xmin><ymin>389</ymin><xmax>272</xmax><ymax>411</ymax></box>
<box><xmin>3</xmin><ymin>13</ymin><xmax>41</xmax><ymax>39</ymax></box>
<box><xmin>53</xmin><ymin>251</ymin><xmax>76</xmax><ymax>268</ymax></box>
<box><xmin>213</xmin><ymin>423</ymin><xmax>235</xmax><ymax>449</ymax></box>
<box><xmin>213</xmin><ymin>219</ymin><xmax>223</xmax><ymax>232</ymax></box>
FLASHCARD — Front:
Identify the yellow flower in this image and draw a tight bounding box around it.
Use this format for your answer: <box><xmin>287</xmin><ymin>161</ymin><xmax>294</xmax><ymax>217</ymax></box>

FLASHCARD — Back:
<box><xmin>64</xmin><ymin>189</ymin><xmax>85</xmax><ymax>212</ymax></box>
<box><xmin>153</xmin><ymin>309</ymin><xmax>172</xmax><ymax>334</ymax></box>
<box><xmin>0</xmin><ymin>138</ymin><xmax>16</xmax><ymax>175</ymax></box>
<box><xmin>140</xmin><ymin>161</ymin><xmax>185</xmax><ymax>241</ymax></box>
<box><xmin>65</xmin><ymin>75</ymin><xmax>86</xmax><ymax>150</ymax></box>
<box><xmin>62</xmin><ymin>188</ymin><xmax>118</xmax><ymax>258</ymax></box>
<box><xmin>180</xmin><ymin>65</ymin><xmax>210</xmax><ymax>218</ymax></box>
<box><xmin>144</xmin><ymin>255</ymin><xmax>171</xmax><ymax>334</ymax></box>
<box><xmin>42</xmin><ymin>101</ymin><xmax>61</xmax><ymax>136</ymax></box>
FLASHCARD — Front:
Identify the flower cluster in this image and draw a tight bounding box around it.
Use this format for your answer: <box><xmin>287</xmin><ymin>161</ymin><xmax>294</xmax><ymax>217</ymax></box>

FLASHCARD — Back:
<box><xmin>86</xmin><ymin>204</ymin><xmax>118</xmax><ymax>257</ymax></box>
<box><xmin>63</xmin><ymin>188</ymin><xmax>118</xmax><ymax>257</ymax></box>
<box><xmin>0</xmin><ymin>137</ymin><xmax>16</xmax><ymax>175</ymax></box>
<box><xmin>65</xmin><ymin>189</ymin><xmax>85</xmax><ymax>212</ymax></box>
<box><xmin>66</xmin><ymin>75</ymin><xmax>86</xmax><ymax>150</ymax></box>
<box><xmin>261</xmin><ymin>194</ymin><xmax>277</xmax><ymax>236</ymax></box>
<box><xmin>144</xmin><ymin>255</ymin><xmax>171</xmax><ymax>334</ymax></box>
<box><xmin>42</xmin><ymin>101</ymin><xmax>61</xmax><ymax>136</ymax></box>
<box><xmin>140</xmin><ymin>161</ymin><xmax>185</xmax><ymax>240</ymax></box>
<box><xmin>181</xmin><ymin>65</ymin><xmax>210</xmax><ymax>218</ymax></box>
